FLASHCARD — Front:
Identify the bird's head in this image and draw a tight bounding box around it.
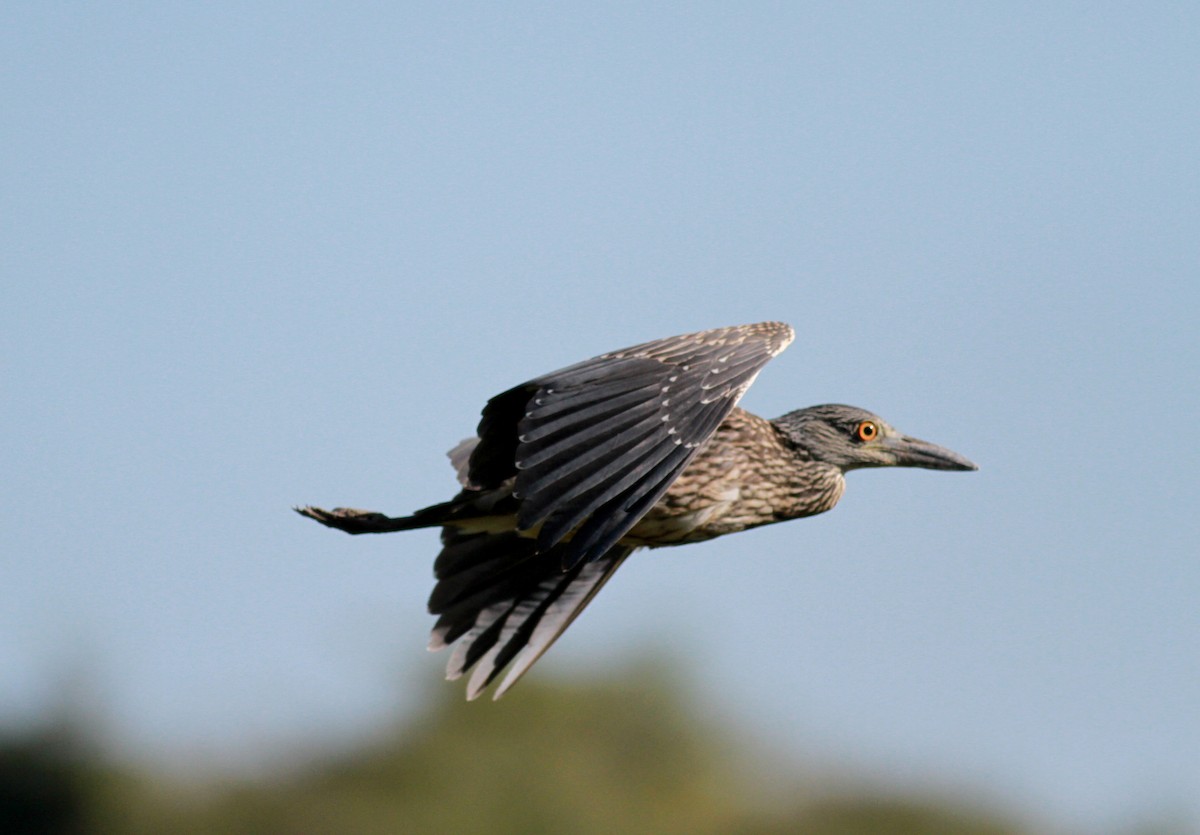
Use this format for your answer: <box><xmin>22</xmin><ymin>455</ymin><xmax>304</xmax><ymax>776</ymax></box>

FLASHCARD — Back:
<box><xmin>772</xmin><ymin>404</ymin><xmax>978</xmax><ymax>473</ymax></box>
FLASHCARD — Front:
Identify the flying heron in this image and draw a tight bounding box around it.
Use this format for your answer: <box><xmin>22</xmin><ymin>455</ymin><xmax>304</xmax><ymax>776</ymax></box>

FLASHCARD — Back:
<box><xmin>297</xmin><ymin>322</ymin><xmax>977</xmax><ymax>699</ymax></box>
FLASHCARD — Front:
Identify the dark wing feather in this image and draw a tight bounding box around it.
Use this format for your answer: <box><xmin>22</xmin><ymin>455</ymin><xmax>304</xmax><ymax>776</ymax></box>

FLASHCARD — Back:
<box><xmin>466</xmin><ymin>321</ymin><xmax>794</xmax><ymax>568</ymax></box>
<box><xmin>428</xmin><ymin>527</ymin><xmax>631</xmax><ymax>700</ymax></box>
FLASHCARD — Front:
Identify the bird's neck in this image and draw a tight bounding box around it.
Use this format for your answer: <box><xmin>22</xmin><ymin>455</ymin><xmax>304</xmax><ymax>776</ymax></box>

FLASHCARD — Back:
<box><xmin>783</xmin><ymin>459</ymin><xmax>846</xmax><ymax>519</ymax></box>
<box><xmin>768</xmin><ymin>423</ymin><xmax>847</xmax><ymax>518</ymax></box>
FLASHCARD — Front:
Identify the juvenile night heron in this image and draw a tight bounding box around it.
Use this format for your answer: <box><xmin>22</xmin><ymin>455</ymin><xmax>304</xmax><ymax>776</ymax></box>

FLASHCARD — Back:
<box><xmin>298</xmin><ymin>322</ymin><xmax>977</xmax><ymax>699</ymax></box>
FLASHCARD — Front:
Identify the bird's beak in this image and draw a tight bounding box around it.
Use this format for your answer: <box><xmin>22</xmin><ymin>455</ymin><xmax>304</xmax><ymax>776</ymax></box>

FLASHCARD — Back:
<box><xmin>883</xmin><ymin>434</ymin><xmax>978</xmax><ymax>471</ymax></box>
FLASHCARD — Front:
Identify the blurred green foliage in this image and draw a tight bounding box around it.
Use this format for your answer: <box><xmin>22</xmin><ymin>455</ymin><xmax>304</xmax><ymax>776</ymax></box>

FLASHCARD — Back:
<box><xmin>1</xmin><ymin>667</ymin><xmax>1031</xmax><ymax>835</ymax></box>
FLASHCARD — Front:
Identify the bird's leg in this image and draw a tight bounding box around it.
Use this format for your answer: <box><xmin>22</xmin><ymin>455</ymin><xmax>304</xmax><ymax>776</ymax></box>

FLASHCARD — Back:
<box><xmin>294</xmin><ymin>505</ymin><xmax>413</xmax><ymax>534</ymax></box>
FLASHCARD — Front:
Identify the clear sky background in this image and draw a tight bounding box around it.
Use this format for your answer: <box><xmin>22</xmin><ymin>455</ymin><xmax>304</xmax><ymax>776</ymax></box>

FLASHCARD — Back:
<box><xmin>3</xmin><ymin>4</ymin><xmax>1197</xmax><ymax>832</ymax></box>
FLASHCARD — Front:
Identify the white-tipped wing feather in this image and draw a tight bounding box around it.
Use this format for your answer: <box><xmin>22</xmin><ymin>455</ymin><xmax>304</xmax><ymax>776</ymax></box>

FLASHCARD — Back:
<box><xmin>465</xmin><ymin>322</ymin><xmax>795</xmax><ymax>569</ymax></box>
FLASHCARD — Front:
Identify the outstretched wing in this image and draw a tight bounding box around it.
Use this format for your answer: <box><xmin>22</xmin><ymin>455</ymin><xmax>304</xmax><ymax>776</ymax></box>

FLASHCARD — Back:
<box><xmin>465</xmin><ymin>321</ymin><xmax>794</xmax><ymax>568</ymax></box>
<box><xmin>428</xmin><ymin>528</ymin><xmax>632</xmax><ymax>700</ymax></box>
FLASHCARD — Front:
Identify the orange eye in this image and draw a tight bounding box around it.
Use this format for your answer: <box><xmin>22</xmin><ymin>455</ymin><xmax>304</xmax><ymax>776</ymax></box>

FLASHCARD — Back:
<box><xmin>856</xmin><ymin>421</ymin><xmax>878</xmax><ymax>442</ymax></box>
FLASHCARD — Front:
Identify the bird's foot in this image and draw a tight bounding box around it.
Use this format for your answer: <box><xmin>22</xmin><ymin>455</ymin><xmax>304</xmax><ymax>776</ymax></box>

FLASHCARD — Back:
<box><xmin>294</xmin><ymin>505</ymin><xmax>395</xmax><ymax>534</ymax></box>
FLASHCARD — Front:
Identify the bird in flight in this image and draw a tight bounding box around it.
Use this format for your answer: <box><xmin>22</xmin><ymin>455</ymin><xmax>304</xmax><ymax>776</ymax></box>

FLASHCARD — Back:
<box><xmin>297</xmin><ymin>322</ymin><xmax>977</xmax><ymax>700</ymax></box>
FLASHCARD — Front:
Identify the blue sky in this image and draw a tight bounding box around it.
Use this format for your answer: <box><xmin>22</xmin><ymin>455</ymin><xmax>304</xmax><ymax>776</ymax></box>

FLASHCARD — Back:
<box><xmin>3</xmin><ymin>4</ymin><xmax>1198</xmax><ymax>831</ymax></box>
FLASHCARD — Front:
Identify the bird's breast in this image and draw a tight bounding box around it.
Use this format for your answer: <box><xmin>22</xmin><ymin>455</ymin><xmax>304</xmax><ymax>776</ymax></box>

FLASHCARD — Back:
<box><xmin>624</xmin><ymin>408</ymin><xmax>846</xmax><ymax>547</ymax></box>
<box><xmin>624</xmin><ymin>486</ymin><xmax>741</xmax><ymax>546</ymax></box>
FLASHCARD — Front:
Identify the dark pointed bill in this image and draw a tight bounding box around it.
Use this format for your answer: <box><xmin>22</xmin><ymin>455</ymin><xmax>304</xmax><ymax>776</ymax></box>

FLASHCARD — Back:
<box><xmin>885</xmin><ymin>434</ymin><xmax>978</xmax><ymax>471</ymax></box>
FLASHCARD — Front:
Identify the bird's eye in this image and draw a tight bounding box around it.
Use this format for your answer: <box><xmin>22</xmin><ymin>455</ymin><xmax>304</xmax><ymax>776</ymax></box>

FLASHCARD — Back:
<box><xmin>855</xmin><ymin>421</ymin><xmax>879</xmax><ymax>442</ymax></box>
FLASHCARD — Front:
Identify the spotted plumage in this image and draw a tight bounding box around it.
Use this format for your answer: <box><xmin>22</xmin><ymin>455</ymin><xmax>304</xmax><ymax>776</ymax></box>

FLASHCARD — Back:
<box><xmin>298</xmin><ymin>322</ymin><xmax>976</xmax><ymax>699</ymax></box>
